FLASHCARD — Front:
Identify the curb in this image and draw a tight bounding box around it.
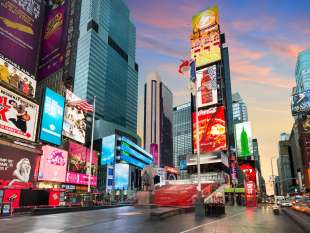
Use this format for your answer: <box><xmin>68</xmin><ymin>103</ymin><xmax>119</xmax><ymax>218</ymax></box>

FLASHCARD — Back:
<box><xmin>282</xmin><ymin>208</ymin><xmax>310</xmax><ymax>233</ymax></box>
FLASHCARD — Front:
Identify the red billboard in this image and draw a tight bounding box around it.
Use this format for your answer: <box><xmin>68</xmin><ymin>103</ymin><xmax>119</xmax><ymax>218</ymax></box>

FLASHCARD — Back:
<box><xmin>240</xmin><ymin>163</ymin><xmax>256</xmax><ymax>184</ymax></box>
<box><xmin>245</xmin><ymin>181</ymin><xmax>257</xmax><ymax>207</ymax></box>
<box><xmin>0</xmin><ymin>144</ymin><xmax>40</xmax><ymax>188</ymax></box>
<box><xmin>192</xmin><ymin>106</ymin><xmax>227</xmax><ymax>153</ymax></box>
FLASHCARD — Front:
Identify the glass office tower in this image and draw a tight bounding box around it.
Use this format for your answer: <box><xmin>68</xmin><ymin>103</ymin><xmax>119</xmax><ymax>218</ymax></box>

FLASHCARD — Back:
<box><xmin>295</xmin><ymin>49</ymin><xmax>310</xmax><ymax>93</ymax></box>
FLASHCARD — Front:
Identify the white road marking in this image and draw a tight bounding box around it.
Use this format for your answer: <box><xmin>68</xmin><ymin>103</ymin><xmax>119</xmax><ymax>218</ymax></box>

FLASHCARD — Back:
<box><xmin>180</xmin><ymin>212</ymin><xmax>244</xmax><ymax>233</ymax></box>
<box><xmin>24</xmin><ymin>229</ymin><xmax>63</xmax><ymax>233</ymax></box>
<box><xmin>117</xmin><ymin>212</ymin><xmax>143</xmax><ymax>216</ymax></box>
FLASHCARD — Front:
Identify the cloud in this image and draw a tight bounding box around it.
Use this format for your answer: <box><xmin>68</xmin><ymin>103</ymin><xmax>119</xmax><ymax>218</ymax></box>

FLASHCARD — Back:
<box><xmin>263</xmin><ymin>40</ymin><xmax>307</xmax><ymax>59</ymax></box>
<box><xmin>229</xmin><ymin>17</ymin><xmax>276</xmax><ymax>32</ymax></box>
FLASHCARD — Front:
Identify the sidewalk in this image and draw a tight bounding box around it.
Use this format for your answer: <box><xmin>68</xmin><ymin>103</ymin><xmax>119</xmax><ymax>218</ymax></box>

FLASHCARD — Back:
<box><xmin>282</xmin><ymin>207</ymin><xmax>310</xmax><ymax>233</ymax></box>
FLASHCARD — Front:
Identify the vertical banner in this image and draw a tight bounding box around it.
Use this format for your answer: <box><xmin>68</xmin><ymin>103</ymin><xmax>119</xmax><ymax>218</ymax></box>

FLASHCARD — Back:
<box><xmin>150</xmin><ymin>143</ymin><xmax>158</xmax><ymax>166</ymax></box>
<box><xmin>245</xmin><ymin>181</ymin><xmax>257</xmax><ymax>207</ymax></box>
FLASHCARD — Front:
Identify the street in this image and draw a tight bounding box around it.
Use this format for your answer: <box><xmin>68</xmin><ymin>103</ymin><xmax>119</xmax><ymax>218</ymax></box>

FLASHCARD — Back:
<box><xmin>0</xmin><ymin>205</ymin><xmax>305</xmax><ymax>233</ymax></box>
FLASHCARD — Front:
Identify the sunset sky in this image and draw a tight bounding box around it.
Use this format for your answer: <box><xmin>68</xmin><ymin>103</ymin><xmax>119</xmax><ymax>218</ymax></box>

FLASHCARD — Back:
<box><xmin>124</xmin><ymin>0</ymin><xmax>310</xmax><ymax>193</ymax></box>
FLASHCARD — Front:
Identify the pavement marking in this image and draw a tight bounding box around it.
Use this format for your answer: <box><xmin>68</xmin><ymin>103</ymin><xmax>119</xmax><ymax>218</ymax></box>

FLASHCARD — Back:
<box><xmin>179</xmin><ymin>212</ymin><xmax>244</xmax><ymax>233</ymax></box>
<box><xmin>24</xmin><ymin>229</ymin><xmax>63</xmax><ymax>233</ymax></box>
<box><xmin>117</xmin><ymin>211</ymin><xmax>144</xmax><ymax>216</ymax></box>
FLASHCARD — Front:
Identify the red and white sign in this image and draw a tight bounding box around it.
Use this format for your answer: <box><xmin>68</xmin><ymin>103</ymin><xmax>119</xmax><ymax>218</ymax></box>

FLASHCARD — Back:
<box><xmin>245</xmin><ymin>181</ymin><xmax>257</xmax><ymax>207</ymax></box>
<box><xmin>65</xmin><ymin>172</ymin><xmax>97</xmax><ymax>186</ymax></box>
<box><xmin>38</xmin><ymin>146</ymin><xmax>68</xmax><ymax>183</ymax></box>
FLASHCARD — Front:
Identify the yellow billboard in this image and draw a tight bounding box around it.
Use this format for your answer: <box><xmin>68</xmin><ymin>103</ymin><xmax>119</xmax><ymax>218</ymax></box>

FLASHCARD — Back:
<box><xmin>192</xmin><ymin>6</ymin><xmax>219</xmax><ymax>34</ymax></box>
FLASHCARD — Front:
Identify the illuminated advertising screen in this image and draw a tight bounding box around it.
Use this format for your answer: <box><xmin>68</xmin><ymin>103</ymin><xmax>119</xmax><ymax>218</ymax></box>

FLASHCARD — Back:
<box><xmin>179</xmin><ymin>160</ymin><xmax>187</xmax><ymax>170</ymax></box>
<box><xmin>235</xmin><ymin>122</ymin><xmax>253</xmax><ymax>157</ymax></box>
<box><xmin>62</xmin><ymin>90</ymin><xmax>86</xmax><ymax>144</ymax></box>
<box><xmin>245</xmin><ymin>181</ymin><xmax>257</xmax><ymax>207</ymax></box>
<box><xmin>196</xmin><ymin>65</ymin><xmax>218</xmax><ymax>108</ymax></box>
<box><xmin>38</xmin><ymin>145</ymin><xmax>68</xmax><ymax>182</ymax></box>
<box><xmin>0</xmin><ymin>144</ymin><xmax>40</xmax><ymax>188</ymax></box>
<box><xmin>114</xmin><ymin>163</ymin><xmax>129</xmax><ymax>190</ymax></box>
<box><xmin>0</xmin><ymin>0</ymin><xmax>44</xmax><ymax>75</ymax></box>
<box><xmin>240</xmin><ymin>163</ymin><xmax>256</xmax><ymax>183</ymax></box>
<box><xmin>150</xmin><ymin>143</ymin><xmax>158</xmax><ymax>166</ymax></box>
<box><xmin>0</xmin><ymin>86</ymin><xmax>39</xmax><ymax>141</ymax></box>
<box><xmin>192</xmin><ymin>106</ymin><xmax>227</xmax><ymax>154</ymax></box>
<box><xmin>101</xmin><ymin>135</ymin><xmax>115</xmax><ymax>165</ymax></box>
<box><xmin>40</xmin><ymin>88</ymin><xmax>65</xmax><ymax>145</ymax></box>
<box><xmin>291</xmin><ymin>89</ymin><xmax>310</xmax><ymax>116</ymax></box>
<box><xmin>66</xmin><ymin>172</ymin><xmax>97</xmax><ymax>186</ymax></box>
<box><xmin>38</xmin><ymin>0</ymin><xmax>69</xmax><ymax>79</ymax></box>
<box><xmin>192</xmin><ymin>6</ymin><xmax>219</xmax><ymax>34</ymax></box>
<box><xmin>0</xmin><ymin>54</ymin><xmax>36</xmax><ymax>97</ymax></box>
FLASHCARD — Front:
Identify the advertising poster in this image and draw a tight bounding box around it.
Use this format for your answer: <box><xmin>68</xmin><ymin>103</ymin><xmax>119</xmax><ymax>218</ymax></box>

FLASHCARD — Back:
<box><xmin>38</xmin><ymin>0</ymin><xmax>69</xmax><ymax>79</ymax></box>
<box><xmin>63</xmin><ymin>90</ymin><xmax>86</xmax><ymax>144</ymax></box>
<box><xmin>150</xmin><ymin>143</ymin><xmax>158</xmax><ymax>166</ymax></box>
<box><xmin>192</xmin><ymin>6</ymin><xmax>219</xmax><ymax>34</ymax></box>
<box><xmin>38</xmin><ymin>145</ymin><xmax>68</xmax><ymax>182</ymax></box>
<box><xmin>114</xmin><ymin>163</ymin><xmax>129</xmax><ymax>190</ymax></box>
<box><xmin>66</xmin><ymin>172</ymin><xmax>97</xmax><ymax>186</ymax></box>
<box><xmin>0</xmin><ymin>86</ymin><xmax>39</xmax><ymax>141</ymax></box>
<box><xmin>240</xmin><ymin>163</ymin><xmax>256</xmax><ymax>183</ymax></box>
<box><xmin>245</xmin><ymin>181</ymin><xmax>257</xmax><ymax>207</ymax></box>
<box><xmin>235</xmin><ymin>122</ymin><xmax>253</xmax><ymax>157</ymax></box>
<box><xmin>101</xmin><ymin>135</ymin><xmax>115</xmax><ymax>165</ymax></box>
<box><xmin>0</xmin><ymin>0</ymin><xmax>45</xmax><ymax>75</ymax></box>
<box><xmin>40</xmin><ymin>88</ymin><xmax>65</xmax><ymax>145</ymax></box>
<box><xmin>196</xmin><ymin>65</ymin><xmax>218</xmax><ymax>108</ymax></box>
<box><xmin>179</xmin><ymin>160</ymin><xmax>187</xmax><ymax>170</ymax></box>
<box><xmin>0</xmin><ymin>54</ymin><xmax>36</xmax><ymax>97</ymax></box>
<box><xmin>192</xmin><ymin>106</ymin><xmax>227</xmax><ymax>154</ymax></box>
<box><xmin>0</xmin><ymin>144</ymin><xmax>40</xmax><ymax>188</ymax></box>
<box><xmin>291</xmin><ymin>89</ymin><xmax>310</xmax><ymax>116</ymax></box>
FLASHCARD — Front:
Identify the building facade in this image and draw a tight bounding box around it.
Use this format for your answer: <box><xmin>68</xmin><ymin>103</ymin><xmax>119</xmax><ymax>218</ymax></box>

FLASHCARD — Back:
<box><xmin>295</xmin><ymin>49</ymin><xmax>310</xmax><ymax>93</ymax></box>
<box><xmin>143</xmin><ymin>72</ymin><xmax>173</xmax><ymax>168</ymax></box>
<box><xmin>232</xmin><ymin>93</ymin><xmax>248</xmax><ymax>124</ymax></box>
<box><xmin>74</xmin><ymin>0</ymin><xmax>139</xmax><ymax>133</ymax></box>
<box><xmin>173</xmin><ymin>103</ymin><xmax>192</xmax><ymax>179</ymax></box>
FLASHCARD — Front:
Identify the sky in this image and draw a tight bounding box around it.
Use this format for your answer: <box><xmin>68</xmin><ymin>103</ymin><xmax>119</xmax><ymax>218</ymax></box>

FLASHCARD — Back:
<box><xmin>124</xmin><ymin>0</ymin><xmax>310</xmax><ymax>193</ymax></box>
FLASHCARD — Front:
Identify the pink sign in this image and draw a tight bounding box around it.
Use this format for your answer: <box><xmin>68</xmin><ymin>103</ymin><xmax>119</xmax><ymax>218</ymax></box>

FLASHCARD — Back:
<box><xmin>38</xmin><ymin>146</ymin><xmax>68</xmax><ymax>182</ymax></box>
<box><xmin>66</xmin><ymin>172</ymin><xmax>97</xmax><ymax>186</ymax></box>
<box><xmin>150</xmin><ymin>143</ymin><xmax>158</xmax><ymax>166</ymax></box>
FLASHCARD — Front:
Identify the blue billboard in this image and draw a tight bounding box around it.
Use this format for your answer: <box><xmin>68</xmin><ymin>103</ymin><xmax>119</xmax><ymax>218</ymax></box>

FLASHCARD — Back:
<box><xmin>40</xmin><ymin>88</ymin><xmax>65</xmax><ymax>145</ymax></box>
<box><xmin>179</xmin><ymin>160</ymin><xmax>187</xmax><ymax>170</ymax></box>
<box><xmin>114</xmin><ymin>163</ymin><xmax>129</xmax><ymax>190</ymax></box>
<box><xmin>291</xmin><ymin>89</ymin><xmax>310</xmax><ymax>116</ymax></box>
<box><xmin>101</xmin><ymin>135</ymin><xmax>115</xmax><ymax>165</ymax></box>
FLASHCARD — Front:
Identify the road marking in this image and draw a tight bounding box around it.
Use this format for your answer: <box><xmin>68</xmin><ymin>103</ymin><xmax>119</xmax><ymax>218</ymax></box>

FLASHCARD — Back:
<box><xmin>180</xmin><ymin>212</ymin><xmax>244</xmax><ymax>233</ymax></box>
<box><xmin>118</xmin><ymin>212</ymin><xmax>143</xmax><ymax>216</ymax></box>
<box><xmin>24</xmin><ymin>229</ymin><xmax>63</xmax><ymax>233</ymax></box>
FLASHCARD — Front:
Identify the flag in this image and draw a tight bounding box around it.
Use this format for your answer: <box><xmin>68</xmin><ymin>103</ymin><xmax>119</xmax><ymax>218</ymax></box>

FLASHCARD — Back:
<box><xmin>178</xmin><ymin>59</ymin><xmax>191</xmax><ymax>74</ymax></box>
<box><xmin>69</xmin><ymin>100</ymin><xmax>93</xmax><ymax>112</ymax></box>
<box><xmin>190</xmin><ymin>60</ymin><xmax>196</xmax><ymax>82</ymax></box>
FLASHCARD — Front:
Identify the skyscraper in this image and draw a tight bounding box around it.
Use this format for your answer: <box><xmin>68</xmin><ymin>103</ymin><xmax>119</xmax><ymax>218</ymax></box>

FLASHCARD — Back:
<box><xmin>295</xmin><ymin>49</ymin><xmax>310</xmax><ymax>93</ymax></box>
<box><xmin>74</xmin><ymin>0</ymin><xmax>139</xmax><ymax>134</ymax></box>
<box><xmin>232</xmin><ymin>92</ymin><xmax>248</xmax><ymax>124</ymax></box>
<box><xmin>173</xmin><ymin>103</ymin><xmax>192</xmax><ymax>178</ymax></box>
<box><xmin>144</xmin><ymin>72</ymin><xmax>173</xmax><ymax>167</ymax></box>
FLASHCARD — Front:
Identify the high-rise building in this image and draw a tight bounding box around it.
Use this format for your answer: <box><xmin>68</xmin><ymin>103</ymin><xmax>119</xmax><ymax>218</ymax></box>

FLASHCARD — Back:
<box><xmin>295</xmin><ymin>49</ymin><xmax>310</xmax><ymax>93</ymax></box>
<box><xmin>173</xmin><ymin>103</ymin><xmax>192</xmax><ymax>178</ymax></box>
<box><xmin>232</xmin><ymin>93</ymin><xmax>248</xmax><ymax>124</ymax></box>
<box><xmin>143</xmin><ymin>72</ymin><xmax>173</xmax><ymax>168</ymax></box>
<box><xmin>74</xmin><ymin>0</ymin><xmax>139</xmax><ymax>134</ymax></box>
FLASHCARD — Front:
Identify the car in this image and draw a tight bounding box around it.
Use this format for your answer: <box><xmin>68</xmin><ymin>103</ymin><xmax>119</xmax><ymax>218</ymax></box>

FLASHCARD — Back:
<box><xmin>280</xmin><ymin>201</ymin><xmax>292</xmax><ymax>207</ymax></box>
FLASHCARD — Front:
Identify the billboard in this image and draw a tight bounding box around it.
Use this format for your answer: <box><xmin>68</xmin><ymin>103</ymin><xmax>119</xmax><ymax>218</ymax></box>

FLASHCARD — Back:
<box><xmin>196</xmin><ymin>65</ymin><xmax>218</xmax><ymax>108</ymax></box>
<box><xmin>240</xmin><ymin>163</ymin><xmax>256</xmax><ymax>183</ymax></box>
<box><xmin>150</xmin><ymin>143</ymin><xmax>158</xmax><ymax>166</ymax></box>
<box><xmin>0</xmin><ymin>0</ymin><xmax>45</xmax><ymax>75</ymax></box>
<box><xmin>62</xmin><ymin>90</ymin><xmax>86</xmax><ymax>144</ymax></box>
<box><xmin>38</xmin><ymin>0</ymin><xmax>69</xmax><ymax>79</ymax></box>
<box><xmin>101</xmin><ymin>135</ymin><xmax>115</xmax><ymax>165</ymax></box>
<box><xmin>38</xmin><ymin>145</ymin><xmax>68</xmax><ymax>182</ymax></box>
<box><xmin>235</xmin><ymin>122</ymin><xmax>253</xmax><ymax>157</ymax></box>
<box><xmin>0</xmin><ymin>144</ymin><xmax>40</xmax><ymax>188</ymax></box>
<box><xmin>66</xmin><ymin>172</ymin><xmax>97</xmax><ymax>186</ymax></box>
<box><xmin>245</xmin><ymin>181</ymin><xmax>257</xmax><ymax>207</ymax></box>
<box><xmin>192</xmin><ymin>106</ymin><xmax>227</xmax><ymax>154</ymax></box>
<box><xmin>114</xmin><ymin>163</ymin><xmax>129</xmax><ymax>190</ymax></box>
<box><xmin>0</xmin><ymin>54</ymin><xmax>36</xmax><ymax>97</ymax></box>
<box><xmin>0</xmin><ymin>86</ymin><xmax>39</xmax><ymax>141</ymax></box>
<box><xmin>40</xmin><ymin>88</ymin><xmax>65</xmax><ymax>145</ymax></box>
<box><xmin>291</xmin><ymin>90</ymin><xmax>310</xmax><ymax>116</ymax></box>
<box><xmin>192</xmin><ymin>6</ymin><xmax>219</xmax><ymax>34</ymax></box>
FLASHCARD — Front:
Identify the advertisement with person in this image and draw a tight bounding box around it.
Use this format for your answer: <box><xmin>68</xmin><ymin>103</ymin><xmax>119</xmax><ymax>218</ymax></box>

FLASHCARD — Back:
<box><xmin>291</xmin><ymin>89</ymin><xmax>310</xmax><ymax>116</ymax></box>
<box><xmin>38</xmin><ymin>145</ymin><xmax>68</xmax><ymax>183</ymax></box>
<box><xmin>114</xmin><ymin>163</ymin><xmax>129</xmax><ymax>190</ymax></box>
<box><xmin>39</xmin><ymin>88</ymin><xmax>65</xmax><ymax>145</ymax></box>
<box><xmin>38</xmin><ymin>0</ymin><xmax>69</xmax><ymax>79</ymax></box>
<box><xmin>192</xmin><ymin>106</ymin><xmax>227</xmax><ymax>154</ymax></box>
<box><xmin>235</xmin><ymin>122</ymin><xmax>253</xmax><ymax>157</ymax></box>
<box><xmin>101</xmin><ymin>135</ymin><xmax>115</xmax><ymax>165</ymax></box>
<box><xmin>0</xmin><ymin>0</ymin><xmax>45</xmax><ymax>75</ymax></box>
<box><xmin>196</xmin><ymin>65</ymin><xmax>218</xmax><ymax>108</ymax></box>
<box><xmin>62</xmin><ymin>90</ymin><xmax>86</xmax><ymax>144</ymax></box>
<box><xmin>0</xmin><ymin>86</ymin><xmax>39</xmax><ymax>141</ymax></box>
<box><xmin>0</xmin><ymin>54</ymin><xmax>36</xmax><ymax>97</ymax></box>
<box><xmin>0</xmin><ymin>144</ymin><xmax>40</xmax><ymax>188</ymax></box>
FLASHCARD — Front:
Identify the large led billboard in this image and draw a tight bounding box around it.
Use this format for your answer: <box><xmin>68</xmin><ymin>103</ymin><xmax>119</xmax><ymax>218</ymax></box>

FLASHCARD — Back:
<box><xmin>0</xmin><ymin>0</ymin><xmax>44</xmax><ymax>75</ymax></box>
<box><xmin>192</xmin><ymin>106</ymin><xmax>227</xmax><ymax>154</ymax></box>
<box><xmin>62</xmin><ymin>90</ymin><xmax>86</xmax><ymax>144</ymax></box>
<box><xmin>235</xmin><ymin>122</ymin><xmax>253</xmax><ymax>157</ymax></box>
<box><xmin>240</xmin><ymin>163</ymin><xmax>256</xmax><ymax>183</ymax></box>
<box><xmin>196</xmin><ymin>65</ymin><xmax>218</xmax><ymax>108</ymax></box>
<box><xmin>40</xmin><ymin>88</ymin><xmax>65</xmax><ymax>145</ymax></box>
<box><xmin>38</xmin><ymin>0</ymin><xmax>69</xmax><ymax>79</ymax></box>
<box><xmin>101</xmin><ymin>135</ymin><xmax>115</xmax><ymax>165</ymax></box>
<box><xmin>192</xmin><ymin>6</ymin><xmax>219</xmax><ymax>34</ymax></box>
<box><xmin>291</xmin><ymin>89</ymin><xmax>310</xmax><ymax>116</ymax></box>
<box><xmin>38</xmin><ymin>145</ymin><xmax>68</xmax><ymax>182</ymax></box>
<box><xmin>114</xmin><ymin>163</ymin><xmax>129</xmax><ymax>190</ymax></box>
<box><xmin>0</xmin><ymin>54</ymin><xmax>36</xmax><ymax>97</ymax></box>
<box><xmin>0</xmin><ymin>86</ymin><xmax>39</xmax><ymax>141</ymax></box>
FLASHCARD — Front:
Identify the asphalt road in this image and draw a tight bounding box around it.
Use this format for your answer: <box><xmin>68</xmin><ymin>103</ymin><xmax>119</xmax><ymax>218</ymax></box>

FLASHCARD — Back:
<box><xmin>0</xmin><ymin>205</ymin><xmax>305</xmax><ymax>233</ymax></box>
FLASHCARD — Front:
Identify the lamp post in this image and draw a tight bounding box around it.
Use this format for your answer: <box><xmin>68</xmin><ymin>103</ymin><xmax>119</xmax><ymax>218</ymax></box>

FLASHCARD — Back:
<box><xmin>87</xmin><ymin>96</ymin><xmax>96</xmax><ymax>193</ymax></box>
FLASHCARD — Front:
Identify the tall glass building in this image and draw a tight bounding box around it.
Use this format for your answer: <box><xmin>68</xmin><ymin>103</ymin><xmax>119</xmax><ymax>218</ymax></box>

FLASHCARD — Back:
<box><xmin>232</xmin><ymin>92</ymin><xmax>248</xmax><ymax>124</ymax></box>
<box><xmin>295</xmin><ymin>49</ymin><xmax>310</xmax><ymax>93</ymax></box>
<box><xmin>74</xmin><ymin>0</ymin><xmax>139</xmax><ymax>133</ymax></box>
<box><xmin>173</xmin><ymin>103</ymin><xmax>192</xmax><ymax>179</ymax></box>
